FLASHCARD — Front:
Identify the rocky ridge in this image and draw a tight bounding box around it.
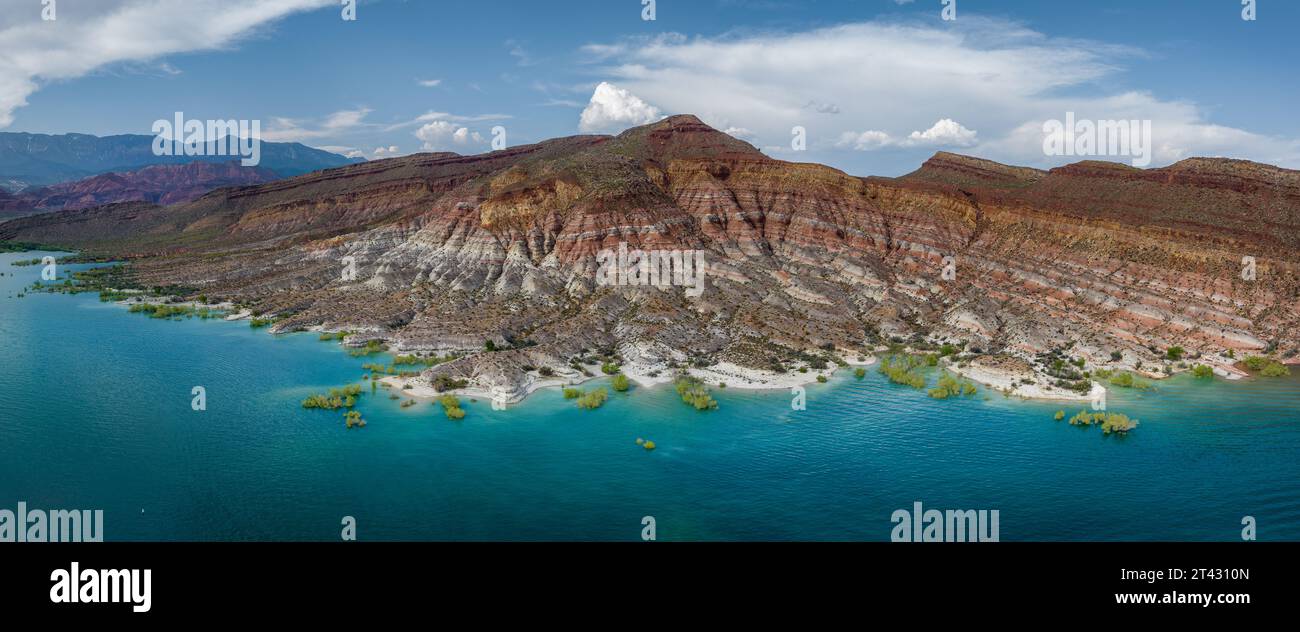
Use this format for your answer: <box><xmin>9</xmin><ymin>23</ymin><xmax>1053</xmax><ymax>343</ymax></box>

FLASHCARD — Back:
<box><xmin>3</xmin><ymin>115</ymin><xmax>1297</xmax><ymax>401</ymax></box>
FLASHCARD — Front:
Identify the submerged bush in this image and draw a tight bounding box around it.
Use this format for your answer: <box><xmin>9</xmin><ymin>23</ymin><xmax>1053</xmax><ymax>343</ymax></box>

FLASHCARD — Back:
<box><xmin>927</xmin><ymin>372</ymin><xmax>977</xmax><ymax>399</ymax></box>
<box><xmin>438</xmin><ymin>394</ymin><xmax>466</xmax><ymax>420</ymax></box>
<box><xmin>878</xmin><ymin>355</ymin><xmax>927</xmax><ymax>390</ymax></box>
<box><xmin>1067</xmin><ymin>410</ymin><xmax>1138</xmax><ymax>435</ymax></box>
<box><xmin>576</xmin><ymin>387</ymin><xmax>609</xmax><ymax>410</ymax></box>
<box><xmin>674</xmin><ymin>376</ymin><xmax>718</xmax><ymax>411</ymax></box>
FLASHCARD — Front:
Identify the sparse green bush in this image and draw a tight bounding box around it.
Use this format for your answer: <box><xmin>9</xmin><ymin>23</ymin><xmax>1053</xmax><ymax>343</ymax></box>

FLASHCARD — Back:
<box><xmin>927</xmin><ymin>372</ymin><xmax>977</xmax><ymax>399</ymax></box>
<box><xmin>674</xmin><ymin>376</ymin><xmax>718</xmax><ymax>410</ymax></box>
<box><xmin>576</xmin><ymin>387</ymin><xmax>609</xmax><ymax>410</ymax></box>
<box><xmin>878</xmin><ymin>355</ymin><xmax>926</xmax><ymax>389</ymax></box>
<box><xmin>1067</xmin><ymin>410</ymin><xmax>1138</xmax><ymax>435</ymax></box>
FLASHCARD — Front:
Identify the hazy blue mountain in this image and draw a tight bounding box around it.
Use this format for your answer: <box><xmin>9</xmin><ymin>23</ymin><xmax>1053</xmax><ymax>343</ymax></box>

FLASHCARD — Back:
<box><xmin>0</xmin><ymin>132</ymin><xmax>363</xmax><ymax>191</ymax></box>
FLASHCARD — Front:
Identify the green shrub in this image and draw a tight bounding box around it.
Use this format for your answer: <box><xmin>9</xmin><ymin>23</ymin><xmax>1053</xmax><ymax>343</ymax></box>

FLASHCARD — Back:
<box><xmin>576</xmin><ymin>387</ymin><xmax>609</xmax><ymax>410</ymax></box>
<box><xmin>432</xmin><ymin>375</ymin><xmax>469</xmax><ymax>392</ymax></box>
<box><xmin>1066</xmin><ymin>410</ymin><xmax>1138</xmax><ymax>435</ymax></box>
<box><xmin>927</xmin><ymin>373</ymin><xmax>977</xmax><ymax>399</ymax></box>
<box><xmin>1192</xmin><ymin>364</ymin><xmax>1214</xmax><ymax>379</ymax></box>
<box><xmin>674</xmin><ymin>376</ymin><xmax>718</xmax><ymax>410</ymax></box>
<box><xmin>611</xmin><ymin>374</ymin><xmax>630</xmax><ymax>391</ymax></box>
<box><xmin>878</xmin><ymin>355</ymin><xmax>926</xmax><ymax>389</ymax></box>
<box><xmin>1107</xmin><ymin>372</ymin><xmax>1151</xmax><ymax>389</ymax></box>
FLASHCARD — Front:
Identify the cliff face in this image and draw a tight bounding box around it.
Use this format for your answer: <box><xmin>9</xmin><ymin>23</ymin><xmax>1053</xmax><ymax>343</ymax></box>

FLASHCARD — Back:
<box><xmin>3</xmin><ymin>115</ymin><xmax>1297</xmax><ymax>397</ymax></box>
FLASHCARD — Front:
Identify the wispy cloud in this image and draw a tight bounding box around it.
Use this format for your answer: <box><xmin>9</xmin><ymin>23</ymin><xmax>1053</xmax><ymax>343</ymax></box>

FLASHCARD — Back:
<box><xmin>261</xmin><ymin>107</ymin><xmax>373</xmax><ymax>142</ymax></box>
<box><xmin>582</xmin><ymin>17</ymin><xmax>1300</xmax><ymax>168</ymax></box>
<box><xmin>0</xmin><ymin>0</ymin><xmax>335</xmax><ymax>127</ymax></box>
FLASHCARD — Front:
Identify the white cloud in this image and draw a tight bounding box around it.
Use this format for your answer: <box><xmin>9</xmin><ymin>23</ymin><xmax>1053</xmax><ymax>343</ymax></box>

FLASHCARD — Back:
<box><xmin>319</xmin><ymin>144</ymin><xmax>402</xmax><ymax>160</ymax></box>
<box><xmin>837</xmin><ymin>130</ymin><xmax>893</xmax><ymax>151</ymax></box>
<box><xmin>583</xmin><ymin>18</ymin><xmax>1300</xmax><ymax>168</ymax></box>
<box><xmin>578</xmin><ymin>82</ymin><xmax>665</xmax><ymax>133</ymax></box>
<box><xmin>382</xmin><ymin>110</ymin><xmax>511</xmax><ymax>133</ymax></box>
<box><xmin>0</xmin><ymin>0</ymin><xmax>335</xmax><ymax>127</ymax></box>
<box><xmin>415</xmin><ymin>120</ymin><xmax>484</xmax><ymax>151</ymax></box>
<box><xmin>416</xmin><ymin>79</ymin><xmax>442</xmax><ymax>87</ymax></box>
<box><xmin>836</xmin><ymin>119</ymin><xmax>977</xmax><ymax>151</ymax></box>
<box><xmin>905</xmin><ymin>119</ymin><xmax>978</xmax><ymax>147</ymax></box>
<box><xmin>261</xmin><ymin>107</ymin><xmax>372</xmax><ymax>142</ymax></box>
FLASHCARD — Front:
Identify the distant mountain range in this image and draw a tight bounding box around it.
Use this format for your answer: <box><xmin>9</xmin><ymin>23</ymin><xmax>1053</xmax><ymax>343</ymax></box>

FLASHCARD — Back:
<box><xmin>0</xmin><ymin>132</ymin><xmax>362</xmax><ymax>192</ymax></box>
<box><xmin>0</xmin><ymin>161</ymin><xmax>280</xmax><ymax>220</ymax></box>
<box><xmin>3</xmin><ymin>115</ymin><xmax>1297</xmax><ymax>400</ymax></box>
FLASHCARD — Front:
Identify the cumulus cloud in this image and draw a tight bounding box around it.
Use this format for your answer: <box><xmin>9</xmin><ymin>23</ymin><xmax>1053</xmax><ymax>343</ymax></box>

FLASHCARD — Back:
<box><xmin>905</xmin><ymin>119</ymin><xmax>978</xmax><ymax>147</ymax></box>
<box><xmin>582</xmin><ymin>18</ymin><xmax>1300</xmax><ymax>168</ymax></box>
<box><xmin>836</xmin><ymin>119</ymin><xmax>977</xmax><ymax>151</ymax></box>
<box><xmin>578</xmin><ymin>82</ymin><xmax>665</xmax><ymax>133</ymax></box>
<box><xmin>415</xmin><ymin>120</ymin><xmax>485</xmax><ymax>151</ymax></box>
<box><xmin>0</xmin><ymin>0</ymin><xmax>334</xmax><ymax>128</ymax></box>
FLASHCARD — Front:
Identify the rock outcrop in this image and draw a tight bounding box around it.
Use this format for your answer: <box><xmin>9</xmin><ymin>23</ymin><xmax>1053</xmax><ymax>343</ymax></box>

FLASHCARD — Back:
<box><xmin>4</xmin><ymin>115</ymin><xmax>1297</xmax><ymax>396</ymax></box>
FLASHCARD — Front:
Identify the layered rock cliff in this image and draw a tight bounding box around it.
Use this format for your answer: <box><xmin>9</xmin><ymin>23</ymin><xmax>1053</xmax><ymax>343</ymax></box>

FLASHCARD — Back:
<box><xmin>3</xmin><ymin>115</ymin><xmax>1297</xmax><ymax>399</ymax></box>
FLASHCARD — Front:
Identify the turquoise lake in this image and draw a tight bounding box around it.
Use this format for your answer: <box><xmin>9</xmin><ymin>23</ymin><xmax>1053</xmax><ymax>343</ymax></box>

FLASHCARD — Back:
<box><xmin>1</xmin><ymin>250</ymin><xmax>1298</xmax><ymax>541</ymax></box>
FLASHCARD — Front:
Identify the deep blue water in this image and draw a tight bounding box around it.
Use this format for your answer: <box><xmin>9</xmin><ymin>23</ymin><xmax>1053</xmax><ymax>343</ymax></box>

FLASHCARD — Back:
<box><xmin>1</xmin><ymin>251</ymin><xmax>1298</xmax><ymax>541</ymax></box>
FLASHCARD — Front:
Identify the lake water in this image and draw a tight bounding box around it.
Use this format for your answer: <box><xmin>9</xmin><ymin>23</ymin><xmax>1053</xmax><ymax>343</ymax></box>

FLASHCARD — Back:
<box><xmin>1</xmin><ymin>251</ymin><xmax>1298</xmax><ymax>541</ymax></box>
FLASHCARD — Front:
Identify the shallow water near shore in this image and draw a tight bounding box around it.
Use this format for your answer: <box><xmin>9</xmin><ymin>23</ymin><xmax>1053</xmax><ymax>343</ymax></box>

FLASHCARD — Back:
<box><xmin>2</xmin><ymin>251</ymin><xmax>1298</xmax><ymax>541</ymax></box>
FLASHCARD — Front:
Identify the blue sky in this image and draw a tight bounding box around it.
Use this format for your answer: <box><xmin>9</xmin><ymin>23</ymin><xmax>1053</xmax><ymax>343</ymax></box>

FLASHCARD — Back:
<box><xmin>1</xmin><ymin>0</ymin><xmax>1297</xmax><ymax>175</ymax></box>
